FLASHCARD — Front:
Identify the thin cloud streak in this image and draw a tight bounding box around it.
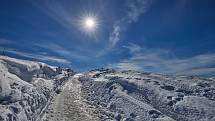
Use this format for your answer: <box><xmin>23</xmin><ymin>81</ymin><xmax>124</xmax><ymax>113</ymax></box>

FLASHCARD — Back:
<box><xmin>123</xmin><ymin>43</ymin><xmax>142</xmax><ymax>54</ymax></box>
<box><xmin>113</xmin><ymin>43</ymin><xmax>215</xmax><ymax>76</ymax></box>
<box><xmin>103</xmin><ymin>0</ymin><xmax>152</xmax><ymax>57</ymax></box>
<box><xmin>108</xmin><ymin>24</ymin><xmax>121</xmax><ymax>48</ymax></box>
<box><xmin>6</xmin><ymin>50</ymin><xmax>71</xmax><ymax>64</ymax></box>
<box><xmin>34</xmin><ymin>43</ymin><xmax>89</xmax><ymax>61</ymax></box>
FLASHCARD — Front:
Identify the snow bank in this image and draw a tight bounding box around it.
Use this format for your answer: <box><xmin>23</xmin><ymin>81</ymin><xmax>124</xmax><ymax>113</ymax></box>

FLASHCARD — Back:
<box><xmin>0</xmin><ymin>56</ymin><xmax>70</xmax><ymax>121</ymax></box>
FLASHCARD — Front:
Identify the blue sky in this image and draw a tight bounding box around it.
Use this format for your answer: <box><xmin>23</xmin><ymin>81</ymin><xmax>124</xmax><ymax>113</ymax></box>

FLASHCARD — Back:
<box><xmin>0</xmin><ymin>0</ymin><xmax>215</xmax><ymax>76</ymax></box>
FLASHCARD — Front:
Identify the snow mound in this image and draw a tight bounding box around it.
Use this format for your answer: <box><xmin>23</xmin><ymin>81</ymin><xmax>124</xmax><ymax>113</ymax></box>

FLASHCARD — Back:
<box><xmin>76</xmin><ymin>69</ymin><xmax>215</xmax><ymax>121</ymax></box>
<box><xmin>0</xmin><ymin>56</ymin><xmax>73</xmax><ymax>121</ymax></box>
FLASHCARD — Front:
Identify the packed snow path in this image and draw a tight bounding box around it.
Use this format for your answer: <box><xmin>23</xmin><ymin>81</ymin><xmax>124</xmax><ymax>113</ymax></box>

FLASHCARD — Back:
<box><xmin>42</xmin><ymin>76</ymin><xmax>100</xmax><ymax>121</ymax></box>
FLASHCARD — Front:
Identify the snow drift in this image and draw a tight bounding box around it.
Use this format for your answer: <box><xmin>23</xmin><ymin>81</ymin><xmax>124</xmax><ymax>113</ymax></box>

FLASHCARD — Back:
<box><xmin>0</xmin><ymin>56</ymin><xmax>215</xmax><ymax>121</ymax></box>
<box><xmin>0</xmin><ymin>56</ymin><xmax>73</xmax><ymax>121</ymax></box>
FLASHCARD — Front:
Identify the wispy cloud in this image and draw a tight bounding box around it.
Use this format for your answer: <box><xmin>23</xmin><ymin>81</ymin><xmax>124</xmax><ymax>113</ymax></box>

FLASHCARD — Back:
<box><xmin>6</xmin><ymin>49</ymin><xmax>71</xmax><ymax>64</ymax></box>
<box><xmin>108</xmin><ymin>24</ymin><xmax>121</xmax><ymax>48</ymax></box>
<box><xmin>126</xmin><ymin>0</ymin><xmax>152</xmax><ymax>23</ymax></box>
<box><xmin>112</xmin><ymin>43</ymin><xmax>215</xmax><ymax>76</ymax></box>
<box><xmin>123</xmin><ymin>43</ymin><xmax>142</xmax><ymax>54</ymax></box>
<box><xmin>103</xmin><ymin>0</ymin><xmax>152</xmax><ymax>56</ymax></box>
<box><xmin>34</xmin><ymin>43</ymin><xmax>89</xmax><ymax>61</ymax></box>
<box><xmin>34</xmin><ymin>43</ymin><xmax>70</xmax><ymax>55</ymax></box>
<box><xmin>96</xmin><ymin>23</ymin><xmax>122</xmax><ymax>57</ymax></box>
<box><xmin>0</xmin><ymin>40</ymin><xmax>72</xmax><ymax>64</ymax></box>
<box><xmin>29</xmin><ymin>0</ymin><xmax>74</xmax><ymax>32</ymax></box>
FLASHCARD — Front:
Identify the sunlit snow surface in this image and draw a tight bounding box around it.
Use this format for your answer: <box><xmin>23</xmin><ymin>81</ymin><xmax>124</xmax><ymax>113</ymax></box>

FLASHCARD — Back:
<box><xmin>0</xmin><ymin>56</ymin><xmax>215</xmax><ymax>121</ymax></box>
<box><xmin>44</xmin><ymin>69</ymin><xmax>215</xmax><ymax>121</ymax></box>
<box><xmin>0</xmin><ymin>56</ymin><xmax>70</xmax><ymax>121</ymax></box>
<box><xmin>73</xmin><ymin>70</ymin><xmax>215</xmax><ymax>121</ymax></box>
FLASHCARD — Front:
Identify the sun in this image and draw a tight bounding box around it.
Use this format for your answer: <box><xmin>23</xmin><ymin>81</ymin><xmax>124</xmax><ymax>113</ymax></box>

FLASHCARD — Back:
<box><xmin>84</xmin><ymin>17</ymin><xmax>96</xmax><ymax>30</ymax></box>
<box><xmin>76</xmin><ymin>12</ymin><xmax>100</xmax><ymax>37</ymax></box>
<box><xmin>74</xmin><ymin>11</ymin><xmax>101</xmax><ymax>38</ymax></box>
<box><xmin>82</xmin><ymin>16</ymin><xmax>98</xmax><ymax>32</ymax></box>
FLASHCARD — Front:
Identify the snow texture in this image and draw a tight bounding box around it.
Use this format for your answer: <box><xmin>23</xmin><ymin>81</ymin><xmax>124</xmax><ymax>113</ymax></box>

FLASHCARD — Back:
<box><xmin>1</xmin><ymin>56</ymin><xmax>215</xmax><ymax>121</ymax></box>
<box><xmin>43</xmin><ymin>69</ymin><xmax>215</xmax><ymax>121</ymax></box>
<box><xmin>0</xmin><ymin>56</ymin><xmax>73</xmax><ymax>121</ymax></box>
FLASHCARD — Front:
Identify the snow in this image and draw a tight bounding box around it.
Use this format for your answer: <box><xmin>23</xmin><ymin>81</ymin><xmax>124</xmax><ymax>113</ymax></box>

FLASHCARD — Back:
<box><xmin>0</xmin><ymin>56</ymin><xmax>41</xmax><ymax>71</ymax></box>
<box><xmin>0</xmin><ymin>56</ymin><xmax>70</xmax><ymax>121</ymax></box>
<box><xmin>1</xmin><ymin>56</ymin><xmax>215</xmax><ymax>121</ymax></box>
<box><xmin>73</xmin><ymin>73</ymin><xmax>83</xmax><ymax>78</ymax></box>
<box><xmin>75</xmin><ymin>69</ymin><xmax>215</xmax><ymax>121</ymax></box>
<box><xmin>42</xmin><ymin>77</ymin><xmax>100</xmax><ymax>121</ymax></box>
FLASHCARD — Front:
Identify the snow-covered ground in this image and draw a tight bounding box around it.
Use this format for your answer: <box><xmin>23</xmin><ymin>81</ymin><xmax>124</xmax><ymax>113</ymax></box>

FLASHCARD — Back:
<box><xmin>42</xmin><ymin>69</ymin><xmax>215</xmax><ymax>121</ymax></box>
<box><xmin>1</xmin><ymin>56</ymin><xmax>215</xmax><ymax>121</ymax></box>
<box><xmin>77</xmin><ymin>69</ymin><xmax>215</xmax><ymax>121</ymax></box>
<box><xmin>0</xmin><ymin>56</ymin><xmax>72</xmax><ymax>121</ymax></box>
<box><xmin>42</xmin><ymin>76</ymin><xmax>100</xmax><ymax>121</ymax></box>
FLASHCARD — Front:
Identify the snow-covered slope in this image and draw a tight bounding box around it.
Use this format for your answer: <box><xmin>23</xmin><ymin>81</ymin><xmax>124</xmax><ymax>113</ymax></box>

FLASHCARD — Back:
<box><xmin>41</xmin><ymin>69</ymin><xmax>215</xmax><ymax>121</ymax></box>
<box><xmin>1</xmin><ymin>56</ymin><xmax>215</xmax><ymax>121</ymax></box>
<box><xmin>76</xmin><ymin>69</ymin><xmax>215</xmax><ymax>121</ymax></box>
<box><xmin>0</xmin><ymin>56</ymin><xmax>73</xmax><ymax>121</ymax></box>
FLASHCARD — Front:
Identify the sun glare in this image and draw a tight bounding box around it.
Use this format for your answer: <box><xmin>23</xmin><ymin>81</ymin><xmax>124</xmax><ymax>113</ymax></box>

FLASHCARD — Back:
<box><xmin>77</xmin><ymin>12</ymin><xmax>100</xmax><ymax>38</ymax></box>
<box><xmin>82</xmin><ymin>16</ymin><xmax>98</xmax><ymax>32</ymax></box>
<box><xmin>85</xmin><ymin>17</ymin><xmax>95</xmax><ymax>29</ymax></box>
